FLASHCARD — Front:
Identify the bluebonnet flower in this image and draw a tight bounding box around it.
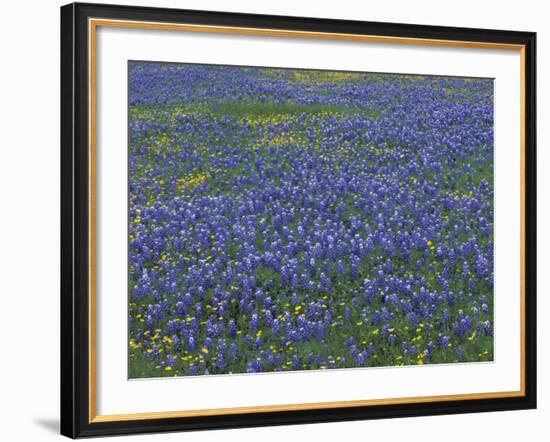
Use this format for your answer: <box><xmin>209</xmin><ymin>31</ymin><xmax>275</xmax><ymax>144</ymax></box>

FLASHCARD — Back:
<box><xmin>246</xmin><ymin>358</ymin><xmax>264</xmax><ymax>373</ymax></box>
<box><xmin>438</xmin><ymin>335</ymin><xmax>450</xmax><ymax>349</ymax></box>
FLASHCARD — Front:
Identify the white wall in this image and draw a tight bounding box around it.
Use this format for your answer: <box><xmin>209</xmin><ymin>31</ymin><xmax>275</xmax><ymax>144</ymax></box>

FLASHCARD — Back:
<box><xmin>0</xmin><ymin>0</ymin><xmax>546</xmax><ymax>440</ymax></box>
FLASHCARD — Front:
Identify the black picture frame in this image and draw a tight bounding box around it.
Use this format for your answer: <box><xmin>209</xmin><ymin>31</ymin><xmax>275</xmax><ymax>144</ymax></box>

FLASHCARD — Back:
<box><xmin>61</xmin><ymin>2</ymin><xmax>537</xmax><ymax>438</ymax></box>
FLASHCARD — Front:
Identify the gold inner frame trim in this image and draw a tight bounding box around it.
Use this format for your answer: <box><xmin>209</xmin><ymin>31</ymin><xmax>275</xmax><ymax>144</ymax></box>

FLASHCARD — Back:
<box><xmin>88</xmin><ymin>17</ymin><xmax>527</xmax><ymax>424</ymax></box>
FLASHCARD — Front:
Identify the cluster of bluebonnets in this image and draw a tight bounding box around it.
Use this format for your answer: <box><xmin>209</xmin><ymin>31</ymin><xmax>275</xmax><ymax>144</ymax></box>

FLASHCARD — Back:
<box><xmin>128</xmin><ymin>62</ymin><xmax>494</xmax><ymax>378</ymax></box>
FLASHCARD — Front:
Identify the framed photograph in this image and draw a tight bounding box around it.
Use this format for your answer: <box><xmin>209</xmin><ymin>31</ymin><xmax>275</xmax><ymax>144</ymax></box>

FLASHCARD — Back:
<box><xmin>60</xmin><ymin>2</ymin><xmax>536</xmax><ymax>438</ymax></box>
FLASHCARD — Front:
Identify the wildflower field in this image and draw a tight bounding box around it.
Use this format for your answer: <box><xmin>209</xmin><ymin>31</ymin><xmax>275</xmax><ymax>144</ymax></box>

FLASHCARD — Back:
<box><xmin>128</xmin><ymin>62</ymin><xmax>494</xmax><ymax>378</ymax></box>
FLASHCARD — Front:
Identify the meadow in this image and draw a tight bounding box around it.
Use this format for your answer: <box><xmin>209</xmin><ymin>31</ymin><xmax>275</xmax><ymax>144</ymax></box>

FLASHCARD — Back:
<box><xmin>128</xmin><ymin>62</ymin><xmax>494</xmax><ymax>378</ymax></box>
